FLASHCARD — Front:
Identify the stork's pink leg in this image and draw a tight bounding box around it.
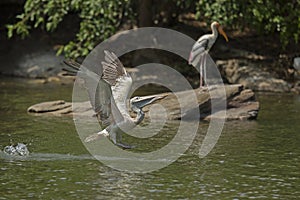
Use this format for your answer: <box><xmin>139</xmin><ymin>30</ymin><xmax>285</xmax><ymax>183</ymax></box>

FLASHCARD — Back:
<box><xmin>199</xmin><ymin>53</ymin><xmax>205</xmax><ymax>88</ymax></box>
<box><xmin>203</xmin><ymin>52</ymin><xmax>207</xmax><ymax>87</ymax></box>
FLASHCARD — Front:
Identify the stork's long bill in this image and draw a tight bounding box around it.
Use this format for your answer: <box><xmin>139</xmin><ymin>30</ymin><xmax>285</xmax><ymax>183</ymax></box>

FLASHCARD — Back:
<box><xmin>217</xmin><ymin>26</ymin><xmax>229</xmax><ymax>42</ymax></box>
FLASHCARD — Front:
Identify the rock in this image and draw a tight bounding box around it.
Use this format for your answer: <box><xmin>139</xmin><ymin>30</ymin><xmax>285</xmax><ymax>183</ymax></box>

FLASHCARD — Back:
<box><xmin>24</xmin><ymin>72</ymin><xmax>76</xmax><ymax>85</ymax></box>
<box><xmin>0</xmin><ymin>48</ymin><xmax>65</xmax><ymax>78</ymax></box>
<box><xmin>141</xmin><ymin>84</ymin><xmax>247</xmax><ymax>120</ymax></box>
<box><xmin>47</xmin><ymin>76</ymin><xmax>61</xmax><ymax>83</ymax></box>
<box><xmin>28</xmin><ymin>79</ymin><xmax>48</xmax><ymax>84</ymax></box>
<box><xmin>27</xmin><ymin>100</ymin><xmax>71</xmax><ymax>113</ymax></box>
<box><xmin>217</xmin><ymin>59</ymin><xmax>291</xmax><ymax>92</ymax></box>
<box><xmin>228</xmin><ymin>89</ymin><xmax>255</xmax><ymax>108</ymax></box>
<box><xmin>27</xmin><ymin>84</ymin><xmax>259</xmax><ymax>121</ymax></box>
<box><xmin>0</xmin><ymin>8</ymin><xmax>76</xmax><ymax>79</ymax></box>
<box><xmin>291</xmin><ymin>81</ymin><xmax>300</xmax><ymax>94</ymax></box>
<box><xmin>206</xmin><ymin>102</ymin><xmax>259</xmax><ymax>121</ymax></box>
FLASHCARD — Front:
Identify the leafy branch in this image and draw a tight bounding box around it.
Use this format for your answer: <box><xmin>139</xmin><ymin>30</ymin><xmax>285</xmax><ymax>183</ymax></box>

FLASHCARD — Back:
<box><xmin>7</xmin><ymin>0</ymin><xmax>132</xmax><ymax>58</ymax></box>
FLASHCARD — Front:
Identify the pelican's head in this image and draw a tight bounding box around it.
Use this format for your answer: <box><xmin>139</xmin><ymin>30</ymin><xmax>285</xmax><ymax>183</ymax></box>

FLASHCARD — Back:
<box><xmin>130</xmin><ymin>95</ymin><xmax>165</xmax><ymax>110</ymax></box>
<box><xmin>212</xmin><ymin>21</ymin><xmax>229</xmax><ymax>42</ymax></box>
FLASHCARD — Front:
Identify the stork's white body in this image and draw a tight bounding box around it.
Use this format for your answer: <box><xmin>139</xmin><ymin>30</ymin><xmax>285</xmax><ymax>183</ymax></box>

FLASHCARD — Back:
<box><xmin>189</xmin><ymin>23</ymin><xmax>219</xmax><ymax>67</ymax></box>
<box><xmin>188</xmin><ymin>22</ymin><xmax>228</xmax><ymax>87</ymax></box>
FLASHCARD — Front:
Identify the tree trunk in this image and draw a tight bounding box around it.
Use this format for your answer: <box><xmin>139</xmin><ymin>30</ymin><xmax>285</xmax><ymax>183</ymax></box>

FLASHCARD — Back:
<box><xmin>138</xmin><ymin>0</ymin><xmax>153</xmax><ymax>27</ymax></box>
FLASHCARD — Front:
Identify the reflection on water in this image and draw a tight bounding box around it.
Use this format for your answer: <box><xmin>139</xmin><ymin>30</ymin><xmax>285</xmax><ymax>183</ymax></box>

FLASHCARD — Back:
<box><xmin>0</xmin><ymin>78</ymin><xmax>299</xmax><ymax>199</ymax></box>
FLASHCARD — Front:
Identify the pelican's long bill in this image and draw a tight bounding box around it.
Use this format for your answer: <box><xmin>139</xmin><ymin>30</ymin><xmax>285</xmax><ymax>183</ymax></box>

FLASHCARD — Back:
<box><xmin>134</xmin><ymin>95</ymin><xmax>166</xmax><ymax>108</ymax></box>
<box><xmin>218</xmin><ymin>26</ymin><xmax>229</xmax><ymax>42</ymax></box>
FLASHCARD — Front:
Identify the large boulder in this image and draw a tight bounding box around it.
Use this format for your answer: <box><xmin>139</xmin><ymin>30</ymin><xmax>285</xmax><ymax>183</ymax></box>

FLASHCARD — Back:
<box><xmin>217</xmin><ymin>59</ymin><xmax>291</xmax><ymax>92</ymax></box>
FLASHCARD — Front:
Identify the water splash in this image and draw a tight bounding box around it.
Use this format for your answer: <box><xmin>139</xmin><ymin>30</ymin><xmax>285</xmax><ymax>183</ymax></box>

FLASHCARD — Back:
<box><xmin>3</xmin><ymin>143</ymin><xmax>29</xmax><ymax>156</ymax></box>
<box><xmin>3</xmin><ymin>145</ymin><xmax>18</xmax><ymax>155</ymax></box>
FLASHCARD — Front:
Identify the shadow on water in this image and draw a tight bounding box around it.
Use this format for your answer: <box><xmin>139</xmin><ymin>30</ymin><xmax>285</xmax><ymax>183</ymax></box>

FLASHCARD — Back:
<box><xmin>0</xmin><ymin>77</ymin><xmax>299</xmax><ymax>199</ymax></box>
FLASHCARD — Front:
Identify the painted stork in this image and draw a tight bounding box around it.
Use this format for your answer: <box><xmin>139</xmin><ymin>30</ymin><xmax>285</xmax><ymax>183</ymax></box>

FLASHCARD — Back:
<box><xmin>189</xmin><ymin>21</ymin><xmax>229</xmax><ymax>87</ymax></box>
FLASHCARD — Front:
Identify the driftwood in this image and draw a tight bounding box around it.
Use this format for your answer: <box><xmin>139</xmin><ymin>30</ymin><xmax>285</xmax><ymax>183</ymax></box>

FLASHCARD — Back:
<box><xmin>27</xmin><ymin>84</ymin><xmax>259</xmax><ymax>121</ymax></box>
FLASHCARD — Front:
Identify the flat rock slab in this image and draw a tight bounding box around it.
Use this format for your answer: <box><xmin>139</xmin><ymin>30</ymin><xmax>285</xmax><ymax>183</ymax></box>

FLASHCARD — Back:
<box><xmin>27</xmin><ymin>84</ymin><xmax>259</xmax><ymax>121</ymax></box>
<box><xmin>27</xmin><ymin>100</ymin><xmax>72</xmax><ymax>113</ymax></box>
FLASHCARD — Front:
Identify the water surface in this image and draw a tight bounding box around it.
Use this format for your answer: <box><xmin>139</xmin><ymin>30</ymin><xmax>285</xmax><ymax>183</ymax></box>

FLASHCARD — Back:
<box><xmin>0</xmin><ymin>78</ymin><xmax>299</xmax><ymax>199</ymax></box>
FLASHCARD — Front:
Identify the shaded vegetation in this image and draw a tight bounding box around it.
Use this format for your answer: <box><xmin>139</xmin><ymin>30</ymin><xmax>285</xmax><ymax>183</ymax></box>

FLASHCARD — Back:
<box><xmin>196</xmin><ymin>0</ymin><xmax>300</xmax><ymax>47</ymax></box>
<box><xmin>6</xmin><ymin>0</ymin><xmax>300</xmax><ymax>58</ymax></box>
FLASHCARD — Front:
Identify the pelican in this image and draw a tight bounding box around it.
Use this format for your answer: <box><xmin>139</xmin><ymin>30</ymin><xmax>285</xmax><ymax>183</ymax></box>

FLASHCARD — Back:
<box><xmin>189</xmin><ymin>21</ymin><xmax>229</xmax><ymax>87</ymax></box>
<box><xmin>63</xmin><ymin>51</ymin><xmax>164</xmax><ymax>149</ymax></box>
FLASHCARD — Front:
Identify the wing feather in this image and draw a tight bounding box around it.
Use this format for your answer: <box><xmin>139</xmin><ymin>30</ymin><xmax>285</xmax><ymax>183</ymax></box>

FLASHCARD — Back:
<box><xmin>102</xmin><ymin>51</ymin><xmax>127</xmax><ymax>86</ymax></box>
<box><xmin>111</xmin><ymin>75</ymin><xmax>132</xmax><ymax>119</ymax></box>
<box><xmin>63</xmin><ymin>59</ymin><xmax>114</xmax><ymax>128</ymax></box>
<box><xmin>101</xmin><ymin>51</ymin><xmax>132</xmax><ymax>120</ymax></box>
<box><xmin>189</xmin><ymin>39</ymin><xmax>208</xmax><ymax>66</ymax></box>
<box><xmin>63</xmin><ymin>50</ymin><xmax>132</xmax><ymax>128</ymax></box>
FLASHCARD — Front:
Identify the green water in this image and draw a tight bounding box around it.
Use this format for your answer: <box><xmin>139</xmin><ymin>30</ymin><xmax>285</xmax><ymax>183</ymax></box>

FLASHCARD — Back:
<box><xmin>0</xmin><ymin>78</ymin><xmax>299</xmax><ymax>199</ymax></box>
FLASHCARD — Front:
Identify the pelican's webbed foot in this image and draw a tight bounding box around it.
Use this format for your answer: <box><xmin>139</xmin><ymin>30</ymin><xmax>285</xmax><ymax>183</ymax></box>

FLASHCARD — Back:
<box><xmin>109</xmin><ymin>130</ymin><xmax>135</xmax><ymax>149</ymax></box>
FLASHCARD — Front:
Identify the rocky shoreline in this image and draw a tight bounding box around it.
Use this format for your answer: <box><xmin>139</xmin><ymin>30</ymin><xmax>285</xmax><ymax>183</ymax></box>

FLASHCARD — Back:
<box><xmin>1</xmin><ymin>38</ymin><xmax>299</xmax><ymax>93</ymax></box>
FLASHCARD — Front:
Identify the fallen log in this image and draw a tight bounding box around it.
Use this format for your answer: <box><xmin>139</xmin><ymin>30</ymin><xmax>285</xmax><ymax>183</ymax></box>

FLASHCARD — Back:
<box><xmin>27</xmin><ymin>84</ymin><xmax>259</xmax><ymax>121</ymax></box>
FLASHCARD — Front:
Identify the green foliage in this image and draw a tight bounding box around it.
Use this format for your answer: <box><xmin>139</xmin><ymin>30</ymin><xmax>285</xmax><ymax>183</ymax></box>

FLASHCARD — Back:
<box><xmin>7</xmin><ymin>0</ymin><xmax>300</xmax><ymax>58</ymax></box>
<box><xmin>195</xmin><ymin>0</ymin><xmax>300</xmax><ymax>47</ymax></box>
<box><xmin>7</xmin><ymin>0</ymin><xmax>132</xmax><ymax>58</ymax></box>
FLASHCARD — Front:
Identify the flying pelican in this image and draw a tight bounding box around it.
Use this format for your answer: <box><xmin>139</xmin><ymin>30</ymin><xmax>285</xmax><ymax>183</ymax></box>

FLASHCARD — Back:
<box><xmin>189</xmin><ymin>21</ymin><xmax>229</xmax><ymax>87</ymax></box>
<box><xmin>63</xmin><ymin>51</ymin><xmax>164</xmax><ymax>149</ymax></box>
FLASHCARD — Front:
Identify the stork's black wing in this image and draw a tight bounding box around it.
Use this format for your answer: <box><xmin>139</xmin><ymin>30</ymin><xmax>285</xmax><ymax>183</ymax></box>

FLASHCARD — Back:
<box><xmin>189</xmin><ymin>38</ymin><xmax>208</xmax><ymax>66</ymax></box>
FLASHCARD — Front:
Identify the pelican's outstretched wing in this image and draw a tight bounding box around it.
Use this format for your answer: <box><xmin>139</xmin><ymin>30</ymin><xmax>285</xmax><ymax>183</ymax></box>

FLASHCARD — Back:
<box><xmin>63</xmin><ymin>59</ymin><xmax>103</xmax><ymax>110</ymax></box>
<box><xmin>101</xmin><ymin>51</ymin><xmax>132</xmax><ymax>120</ymax></box>
<box><xmin>63</xmin><ymin>59</ymin><xmax>113</xmax><ymax>128</ymax></box>
<box><xmin>63</xmin><ymin>51</ymin><xmax>132</xmax><ymax>127</ymax></box>
<box><xmin>101</xmin><ymin>50</ymin><xmax>127</xmax><ymax>86</ymax></box>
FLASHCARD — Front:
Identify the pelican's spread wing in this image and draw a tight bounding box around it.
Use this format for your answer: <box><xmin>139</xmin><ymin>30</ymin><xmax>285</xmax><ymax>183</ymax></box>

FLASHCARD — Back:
<box><xmin>111</xmin><ymin>75</ymin><xmax>132</xmax><ymax>120</ymax></box>
<box><xmin>63</xmin><ymin>51</ymin><xmax>132</xmax><ymax>128</ymax></box>
<box><xmin>101</xmin><ymin>51</ymin><xmax>132</xmax><ymax>121</ymax></box>
<box><xmin>101</xmin><ymin>50</ymin><xmax>127</xmax><ymax>86</ymax></box>
<box><xmin>189</xmin><ymin>38</ymin><xmax>208</xmax><ymax>66</ymax></box>
<box><xmin>63</xmin><ymin>59</ymin><xmax>114</xmax><ymax>128</ymax></box>
<box><xmin>94</xmin><ymin>79</ymin><xmax>113</xmax><ymax>127</ymax></box>
<box><xmin>63</xmin><ymin>59</ymin><xmax>102</xmax><ymax>111</ymax></box>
